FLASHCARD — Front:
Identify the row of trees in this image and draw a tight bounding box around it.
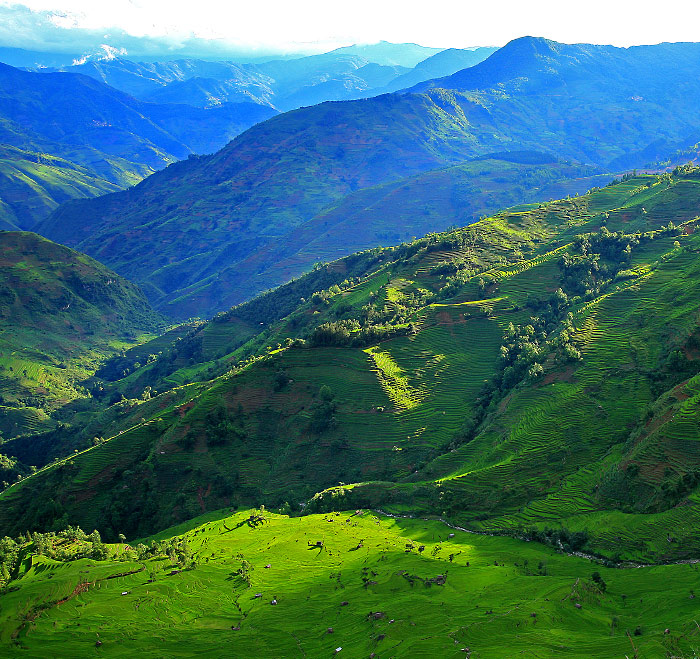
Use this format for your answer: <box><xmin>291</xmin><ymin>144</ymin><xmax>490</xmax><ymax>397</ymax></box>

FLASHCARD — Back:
<box><xmin>308</xmin><ymin>319</ymin><xmax>418</xmax><ymax>348</ymax></box>
<box><xmin>0</xmin><ymin>527</ymin><xmax>110</xmax><ymax>589</ymax></box>
<box><xmin>0</xmin><ymin>526</ymin><xmax>200</xmax><ymax>591</ymax></box>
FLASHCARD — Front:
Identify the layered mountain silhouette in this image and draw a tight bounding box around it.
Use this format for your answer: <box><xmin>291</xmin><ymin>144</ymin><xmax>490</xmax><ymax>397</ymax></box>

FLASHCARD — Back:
<box><xmin>0</xmin><ymin>43</ymin><xmax>500</xmax><ymax>228</ymax></box>
<box><xmin>36</xmin><ymin>37</ymin><xmax>700</xmax><ymax>318</ymax></box>
<box><xmin>37</xmin><ymin>45</ymin><xmax>496</xmax><ymax>111</ymax></box>
<box><xmin>380</xmin><ymin>47</ymin><xmax>498</xmax><ymax>92</ymax></box>
<box><xmin>0</xmin><ymin>62</ymin><xmax>277</xmax><ymax>227</ymax></box>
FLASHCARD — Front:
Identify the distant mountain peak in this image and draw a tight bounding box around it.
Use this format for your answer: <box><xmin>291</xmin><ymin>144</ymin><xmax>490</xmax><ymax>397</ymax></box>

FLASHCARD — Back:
<box><xmin>404</xmin><ymin>36</ymin><xmax>614</xmax><ymax>94</ymax></box>
<box><xmin>329</xmin><ymin>41</ymin><xmax>444</xmax><ymax>67</ymax></box>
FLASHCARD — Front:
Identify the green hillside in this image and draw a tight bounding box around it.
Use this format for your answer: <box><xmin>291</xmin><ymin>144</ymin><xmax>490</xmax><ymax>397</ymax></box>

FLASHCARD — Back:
<box><xmin>0</xmin><ymin>145</ymin><xmax>137</xmax><ymax>230</ymax></box>
<box><xmin>0</xmin><ymin>232</ymin><xmax>164</xmax><ymax>438</ymax></box>
<box><xmin>2</xmin><ymin>509</ymin><xmax>700</xmax><ymax>658</ymax></box>
<box><xmin>5</xmin><ymin>170</ymin><xmax>700</xmax><ymax>569</ymax></box>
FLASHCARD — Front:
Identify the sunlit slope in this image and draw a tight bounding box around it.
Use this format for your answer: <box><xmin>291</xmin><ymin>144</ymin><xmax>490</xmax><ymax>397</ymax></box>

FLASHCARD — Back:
<box><xmin>0</xmin><ymin>145</ymin><xmax>142</xmax><ymax>230</ymax></box>
<box><xmin>5</xmin><ymin>173</ymin><xmax>700</xmax><ymax>563</ymax></box>
<box><xmin>3</xmin><ymin>509</ymin><xmax>700</xmax><ymax>659</ymax></box>
<box><xmin>430</xmin><ymin>233</ymin><xmax>700</xmax><ymax>542</ymax></box>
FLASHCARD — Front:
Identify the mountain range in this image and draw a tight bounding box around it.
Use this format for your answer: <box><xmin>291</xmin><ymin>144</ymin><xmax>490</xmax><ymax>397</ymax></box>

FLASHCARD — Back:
<box><xmin>0</xmin><ymin>62</ymin><xmax>277</xmax><ymax>228</ymax></box>
<box><xmin>37</xmin><ymin>36</ymin><xmax>700</xmax><ymax>318</ymax></box>
<box><xmin>0</xmin><ymin>43</ymin><xmax>498</xmax><ymax>230</ymax></box>
<box><xmin>36</xmin><ymin>45</ymin><xmax>498</xmax><ymax>111</ymax></box>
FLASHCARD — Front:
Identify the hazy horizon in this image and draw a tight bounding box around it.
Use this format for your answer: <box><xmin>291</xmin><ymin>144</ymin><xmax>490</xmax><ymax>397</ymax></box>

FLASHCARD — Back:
<box><xmin>2</xmin><ymin>0</ymin><xmax>699</xmax><ymax>63</ymax></box>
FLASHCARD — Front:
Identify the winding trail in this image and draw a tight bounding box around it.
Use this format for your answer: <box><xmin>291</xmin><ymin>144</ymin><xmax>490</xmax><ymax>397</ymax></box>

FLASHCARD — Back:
<box><xmin>371</xmin><ymin>508</ymin><xmax>700</xmax><ymax>569</ymax></box>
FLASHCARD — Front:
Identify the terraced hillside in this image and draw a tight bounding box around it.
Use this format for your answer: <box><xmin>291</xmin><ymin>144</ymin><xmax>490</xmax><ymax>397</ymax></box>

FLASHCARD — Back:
<box><xmin>0</xmin><ymin>232</ymin><xmax>164</xmax><ymax>438</ymax></box>
<box><xmin>5</xmin><ymin>170</ymin><xmax>700</xmax><ymax>567</ymax></box>
<box><xmin>0</xmin><ymin>145</ymin><xmax>130</xmax><ymax>231</ymax></box>
<box><xmin>3</xmin><ymin>509</ymin><xmax>700</xmax><ymax>659</ymax></box>
<box><xmin>38</xmin><ymin>36</ymin><xmax>700</xmax><ymax>318</ymax></box>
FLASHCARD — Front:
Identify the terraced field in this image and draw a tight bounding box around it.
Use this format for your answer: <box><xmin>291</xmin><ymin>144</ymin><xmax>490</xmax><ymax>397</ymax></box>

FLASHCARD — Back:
<box><xmin>4</xmin><ymin>509</ymin><xmax>700</xmax><ymax>659</ymax></box>
<box><xmin>430</xmin><ymin>230</ymin><xmax>700</xmax><ymax>558</ymax></box>
<box><xmin>5</xmin><ymin>173</ymin><xmax>700</xmax><ymax>566</ymax></box>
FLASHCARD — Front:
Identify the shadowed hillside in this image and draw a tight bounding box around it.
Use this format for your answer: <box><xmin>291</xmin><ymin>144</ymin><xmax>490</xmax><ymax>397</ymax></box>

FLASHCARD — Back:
<box><xmin>37</xmin><ymin>37</ymin><xmax>700</xmax><ymax>318</ymax></box>
<box><xmin>155</xmin><ymin>156</ymin><xmax>612</xmax><ymax>318</ymax></box>
<box><xmin>0</xmin><ymin>231</ymin><xmax>164</xmax><ymax>438</ymax></box>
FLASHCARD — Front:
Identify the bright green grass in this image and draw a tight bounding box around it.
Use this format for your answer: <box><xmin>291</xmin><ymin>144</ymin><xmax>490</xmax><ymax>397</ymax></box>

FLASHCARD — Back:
<box><xmin>3</xmin><ymin>509</ymin><xmax>700</xmax><ymax>658</ymax></box>
<box><xmin>364</xmin><ymin>346</ymin><xmax>423</xmax><ymax>410</ymax></box>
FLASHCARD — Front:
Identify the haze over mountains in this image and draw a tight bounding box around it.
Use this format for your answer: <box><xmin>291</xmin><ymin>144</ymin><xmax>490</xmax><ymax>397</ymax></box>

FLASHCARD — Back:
<box><xmin>0</xmin><ymin>62</ymin><xmax>276</xmax><ymax>229</ymax></box>
<box><xmin>34</xmin><ymin>44</ymin><xmax>497</xmax><ymax>111</ymax></box>
<box><xmin>36</xmin><ymin>36</ymin><xmax>700</xmax><ymax>318</ymax></box>
<box><xmin>0</xmin><ymin>40</ymin><xmax>446</xmax><ymax>69</ymax></box>
<box><xmin>0</xmin><ymin>42</ymin><xmax>498</xmax><ymax>230</ymax></box>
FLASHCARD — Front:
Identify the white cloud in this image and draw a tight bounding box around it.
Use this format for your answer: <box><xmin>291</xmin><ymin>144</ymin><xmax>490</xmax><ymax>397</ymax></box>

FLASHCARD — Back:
<box><xmin>71</xmin><ymin>44</ymin><xmax>127</xmax><ymax>65</ymax></box>
<box><xmin>1</xmin><ymin>0</ymin><xmax>700</xmax><ymax>58</ymax></box>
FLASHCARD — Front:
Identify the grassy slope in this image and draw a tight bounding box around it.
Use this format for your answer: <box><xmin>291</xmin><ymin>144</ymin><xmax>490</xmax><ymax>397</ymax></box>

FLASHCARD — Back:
<box><xmin>2</xmin><ymin>509</ymin><xmax>700</xmax><ymax>659</ymax></box>
<box><xmin>2</xmin><ymin>174</ymin><xmax>699</xmax><ymax>556</ymax></box>
<box><xmin>0</xmin><ymin>232</ymin><xmax>164</xmax><ymax>437</ymax></box>
<box><xmin>6</xmin><ymin>174</ymin><xmax>700</xmax><ymax>566</ymax></box>
<box><xmin>339</xmin><ymin>177</ymin><xmax>700</xmax><ymax>562</ymax></box>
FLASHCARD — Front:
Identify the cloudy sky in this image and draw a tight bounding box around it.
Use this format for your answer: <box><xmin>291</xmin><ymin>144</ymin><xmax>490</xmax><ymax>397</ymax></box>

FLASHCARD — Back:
<box><xmin>1</xmin><ymin>0</ymin><xmax>699</xmax><ymax>59</ymax></box>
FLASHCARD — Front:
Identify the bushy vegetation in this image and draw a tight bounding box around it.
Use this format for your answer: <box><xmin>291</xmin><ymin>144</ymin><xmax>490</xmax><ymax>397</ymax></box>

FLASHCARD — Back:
<box><xmin>5</xmin><ymin>172</ymin><xmax>700</xmax><ymax>565</ymax></box>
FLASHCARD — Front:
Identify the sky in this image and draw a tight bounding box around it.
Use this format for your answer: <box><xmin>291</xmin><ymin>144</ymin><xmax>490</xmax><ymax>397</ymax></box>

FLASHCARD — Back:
<box><xmin>1</xmin><ymin>0</ymin><xmax>699</xmax><ymax>60</ymax></box>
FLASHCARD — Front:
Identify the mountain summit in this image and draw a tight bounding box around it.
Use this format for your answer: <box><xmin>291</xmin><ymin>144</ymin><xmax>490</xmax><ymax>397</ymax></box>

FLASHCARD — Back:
<box><xmin>407</xmin><ymin>35</ymin><xmax>700</xmax><ymax>96</ymax></box>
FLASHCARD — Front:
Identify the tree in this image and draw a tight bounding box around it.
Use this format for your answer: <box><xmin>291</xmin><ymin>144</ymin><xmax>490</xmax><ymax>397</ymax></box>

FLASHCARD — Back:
<box><xmin>273</xmin><ymin>370</ymin><xmax>289</xmax><ymax>391</ymax></box>
<box><xmin>591</xmin><ymin>571</ymin><xmax>607</xmax><ymax>592</ymax></box>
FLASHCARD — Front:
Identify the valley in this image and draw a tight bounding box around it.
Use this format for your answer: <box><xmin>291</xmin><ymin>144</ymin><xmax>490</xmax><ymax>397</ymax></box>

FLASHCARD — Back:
<box><xmin>36</xmin><ymin>37</ymin><xmax>700</xmax><ymax>318</ymax></box>
<box><xmin>3</xmin><ymin>27</ymin><xmax>700</xmax><ymax>658</ymax></box>
<box><xmin>4</xmin><ymin>171</ymin><xmax>700</xmax><ymax>568</ymax></box>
